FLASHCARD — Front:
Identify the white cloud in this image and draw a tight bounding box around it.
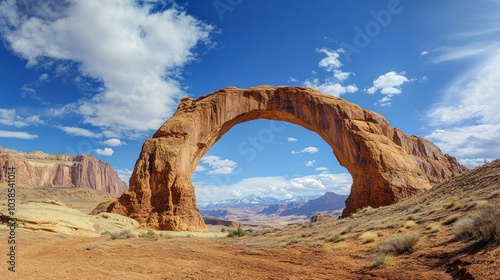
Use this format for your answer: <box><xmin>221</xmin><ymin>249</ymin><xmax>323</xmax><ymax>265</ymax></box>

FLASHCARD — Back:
<box><xmin>366</xmin><ymin>71</ymin><xmax>411</xmax><ymax>106</ymax></box>
<box><xmin>195</xmin><ymin>165</ymin><xmax>206</xmax><ymax>172</ymax></box>
<box><xmin>0</xmin><ymin>130</ymin><xmax>38</xmax><ymax>139</ymax></box>
<box><xmin>194</xmin><ymin>173</ymin><xmax>352</xmax><ymax>203</ymax></box>
<box><xmin>431</xmin><ymin>45</ymin><xmax>493</xmax><ymax>63</ymax></box>
<box><xmin>60</xmin><ymin>126</ymin><xmax>101</xmax><ymax>138</ymax></box>
<box><xmin>103</xmin><ymin>138</ymin><xmax>126</xmax><ymax>147</ymax></box>
<box><xmin>303</xmin><ymin>48</ymin><xmax>358</xmax><ymax>97</ymax></box>
<box><xmin>39</xmin><ymin>73</ymin><xmax>49</xmax><ymax>81</ymax></box>
<box><xmin>366</xmin><ymin>71</ymin><xmax>410</xmax><ymax>95</ymax></box>
<box><xmin>116</xmin><ymin>168</ymin><xmax>133</xmax><ymax>185</ymax></box>
<box><xmin>0</xmin><ymin>109</ymin><xmax>43</xmax><ymax>127</ymax></box>
<box><xmin>304</xmin><ymin>78</ymin><xmax>358</xmax><ymax>97</ymax></box>
<box><xmin>288</xmin><ymin>76</ymin><xmax>299</xmax><ymax>83</ymax></box>
<box><xmin>200</xmin><ymin>155</ymin><xmax>237</xmax><ymax>175</ymax></box>
<box><xmin>287</xmin><ymin>137</ymin><xmax>297</xmax><ymax>142</ymax></box>
<box><xmin>305</xmin><ymin>160</ymin><xmax>315</xmax><ymax>167</ymax></box>
<box><xmin>301</xmin><ymin>146</ymin><xmax>318</xmax><ymax>154</ymax></box>
<box><xmin>317</xmin><ymin>48</ymin><xmax>343</xmax><ymax>71</ymax></box>
<box><xmin>0</xmin><ymin>0</ymin><xmax>212</xmax><ymax>135</ymax></box>
<box><xmin>315</xmin><ymin>167</ymin><xmax>328</xmax><ymax>171</ymax></box>
<box><xmin>292</xmin><ymin>146</ymin><xmax>318</xmax><ymax>154</ymax></box>
<box><xmin>426</xmin><ymin>50</ymin><xmax>500</xmax><ymax>167</ymax></box>
<box><xmin>95</xmin><ymin>147</ymin><xmax>114</xmax><ymax>156</ymax></box>
<box><xmin>420</xmin><ymin>50</ymin><xmax>429</xmax><ymax>56</ymax></box>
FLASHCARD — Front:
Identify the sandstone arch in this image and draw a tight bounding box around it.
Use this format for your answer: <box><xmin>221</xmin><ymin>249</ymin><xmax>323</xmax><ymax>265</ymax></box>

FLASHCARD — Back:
<box><xmin>109</xmin><ymin>86</ymin><xmax>465</xmax><ymax>231</ymax></box>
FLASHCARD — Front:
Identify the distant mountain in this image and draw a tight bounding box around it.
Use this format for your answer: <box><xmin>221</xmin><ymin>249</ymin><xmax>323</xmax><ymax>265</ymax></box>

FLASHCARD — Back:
<box><xmin>261</xmin><ymin>192</ymin><xmax>348</xmax><ymax>217</ymax></box>
<box><xmin>199</xmin><ymin>194</ymin><xmax>318</xmax><ymax>211</ymax></box>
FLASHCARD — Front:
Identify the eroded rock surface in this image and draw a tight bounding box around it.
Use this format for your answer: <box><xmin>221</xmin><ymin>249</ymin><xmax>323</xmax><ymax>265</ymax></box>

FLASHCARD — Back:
<box><xmin>110</xmin><ymin>86</ymin><xmax>466</xmax><ymax>231</ymax></box>
<box><xmin>0</xmin><ymin>147</ymin><xmax>127</xmax><ymax>197</ymax></box>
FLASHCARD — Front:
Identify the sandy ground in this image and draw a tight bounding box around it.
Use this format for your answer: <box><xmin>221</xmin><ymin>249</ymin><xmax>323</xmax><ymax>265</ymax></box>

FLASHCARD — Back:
<box><xmin>1</xmin><ymin>161</ymin><xmax>499</xmax><ymax>279</ymax></box>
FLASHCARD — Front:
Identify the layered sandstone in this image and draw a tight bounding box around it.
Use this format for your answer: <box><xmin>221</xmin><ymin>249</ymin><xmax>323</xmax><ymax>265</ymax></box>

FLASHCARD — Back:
<box><xmin>109</xmin><ymin>86</ymin><xmax>466</xmax><ymax>231</ymax></box>
<box><xmin>0</xmin><ymin>147</ymin><xmax>127</xmax><ymax>197</ymax></box>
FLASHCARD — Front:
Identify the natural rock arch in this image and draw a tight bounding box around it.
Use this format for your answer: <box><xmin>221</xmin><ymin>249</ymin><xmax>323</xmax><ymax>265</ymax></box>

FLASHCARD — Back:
<box><xmin>109</xmin><ymin>86</ymin><xmax>465</xmax><ymax>231</ymax></box>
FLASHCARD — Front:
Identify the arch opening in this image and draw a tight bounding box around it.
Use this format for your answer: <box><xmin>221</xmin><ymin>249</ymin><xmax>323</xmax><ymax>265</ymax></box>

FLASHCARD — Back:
<box><xmin>192</xmin><ymin>119</ymin><xmax>353</xmax><ymax>222</ymax></box>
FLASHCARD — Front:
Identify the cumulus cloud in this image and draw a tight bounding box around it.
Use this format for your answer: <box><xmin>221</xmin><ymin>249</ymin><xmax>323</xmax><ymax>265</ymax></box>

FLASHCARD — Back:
<box><xmin>292</xmin><ymin>146</ymin><xmax>318</xmax><ymax>154</ymax></box>
<box><xmin>194</xmin><ymin>173</ymin><xmax>353</xmax><ymax>203</ymax></box>
<box><xmin>366</xmin><ymin>71</ymin><xmax>411</xmax><ymax>106</ymax></box>
<box><xmin>0</xmin><ymin>109</ymin><xmax>43</xmax><ymax>127</ymax></box>
<box><xmin>287</xmin><ymin>137</ymin><xmax>298</xmax><ymax>142</ymax></box>
<box><xmin>103</xmin><ymin>138</ymin><xmax>126</xmax><ymax>147</ymax></box>
<box><xmin>194</xmin><ymin>165</ymin><xmax>206</xmax><ymax>172</ymax></box>
<box><xmin>0</xmin><ymin>130</ymin><xmax>38</xmax><ymax>139</ymax></box>
<box><xmin>59</xmin><ymin>126</ymin><xmax>101</xmax><ymax>138</ymax></box>
<box><xmin>95</xmin><ymin>147</ymin><xmax>114</xmax><ymax>156</ymax></box>
<box><xmin>303</xmin><ymin>48</ymin><xmax>358</xmax><ymax>97</ymax></box>
<box><xmin>420</xmin><ymin>50</ymin><xmax>429</xmax><ymax>56</ymax></box>
<box><xmin>199</xmin><ymin>155</ymin><xmax>237</xmax><ymax>175</ymax></box>
<box><xmin>0</xmin><ymin>0</ymin><xmax>212</xmax><ymax>135</ymax></box>
<box><xmin>305</xmin><ymin>160</ymin><xmax>315</xmax><ymax>167</ymax></box>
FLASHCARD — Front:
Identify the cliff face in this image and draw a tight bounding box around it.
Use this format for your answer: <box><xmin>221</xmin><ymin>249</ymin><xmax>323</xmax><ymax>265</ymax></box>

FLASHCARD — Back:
<box><xmin>0</xmin><ymin>147</ymin><xmax>127</xmax><ymax>197</ymax></box>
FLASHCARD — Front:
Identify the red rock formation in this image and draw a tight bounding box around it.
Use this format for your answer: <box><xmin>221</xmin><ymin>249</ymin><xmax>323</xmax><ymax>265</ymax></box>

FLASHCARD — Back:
<box><xmin>109</xmin><ymin>86</ymin><xmax>466</xmax><ymax>231</ymax></box>
<box><xmin>0</xmin><ymin>147</ymin><xmax>127</xmax><ymax>197</ymax></box>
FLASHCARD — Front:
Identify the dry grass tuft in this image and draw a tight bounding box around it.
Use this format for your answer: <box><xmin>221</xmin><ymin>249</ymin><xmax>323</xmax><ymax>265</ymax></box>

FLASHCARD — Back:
<box><xmin>453</xmin><ymin>204</ymin><xmax>500</xmax><ymax>246</ymax></box>
<box><xmin>425</xmin><ymin>223</ymin><xmax>440</xmax><ymax>233</ymax></box>
<box><xmin>443</xmin><ymin>213</ymin><xmax>462</xmax><ymax>225</ymax></box>
<box><xmin>109</xmin><ymin>229</ymin><xmax>135</xmax><ymax>240</ymax></box>
<box><xmin>359</xmin><ymin>231</ymin><xmax>378</xmax><ymax>244</ymax></box>
<box><xmin>378</xmin><ymin>233</ymin><xmax>420</xmax><ymax>255</ymax></box>
<box><xmin>370</xmin><ymin>254</ymin><xmax>395</xmax><ymax>269</ymax></box>
<box><xmin>403</xmin><ymin>220</ymin><xmax>417</xmax><ymax>229</ymax></box>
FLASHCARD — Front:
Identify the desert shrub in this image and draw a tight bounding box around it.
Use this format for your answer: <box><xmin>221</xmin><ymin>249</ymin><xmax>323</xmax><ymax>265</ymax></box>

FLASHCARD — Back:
<box><xmin>378</xmin><ymin>233</ymin><xmax>420</xmax><ymax>255</ymax></box>
<box><xmin>227</xmin><ymin>228</ymin><xmax>246</xmax><ymax>237</ymax></box>
<box><xmin>442</xmin><ymin>214</ymin><xmax>462</xmax><ymax>225</ymax></box>
<box><xmin>221</xmin><ymin>228</ymin><xmax>226</xmax><ymax>233</ymax></box>
<box><xmin>325</xmin><ymin>232</ymin><xmax>341</xmax><ymax>243</ymax></box>
<box><xmin>370</xmin><ymin>254</ymin><xmax>394</xmax><ymax>269</ymax></box>
<box><xmin>340</xmin><ymin>225</ymin><xmax>353</xmax><ymax>235</ymax></box>
<box><xmin>403</xmin><ymin>221</ymin><xmax>417</xmax><ymax>229</ymax></box>
<box><xmin>110</xmin><ymin>229</ymin><xmax>134</xmax><ymax>240</ymax></box>
<box><xmin>139</xmin><ymin>230</ymin><xmax>157</xmax><ymax>239</ymax></box>
<box><xmin>425</xmin><ymin>223</ymin><xmax>440</xmax><ymax>233</ymax></box>
<box><xmin>359</xmin><ymin>231</ymin><xmax>378</xmax><ymax>244</ymax></box>
<box><xmin>453</xmin><ymin>205</ymin><xmax>500</xmax><ymax>246</ymax></box>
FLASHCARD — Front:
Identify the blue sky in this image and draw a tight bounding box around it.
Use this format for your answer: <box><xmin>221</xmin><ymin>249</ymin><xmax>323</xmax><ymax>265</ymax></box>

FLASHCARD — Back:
<box><xmin>0</xmin><ymin>0</ymin><xmax>499</xmax><ymax>203</ymax></box>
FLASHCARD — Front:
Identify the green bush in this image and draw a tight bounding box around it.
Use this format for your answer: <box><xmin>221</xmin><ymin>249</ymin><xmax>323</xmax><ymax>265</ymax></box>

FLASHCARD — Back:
<box><xmin>227</xmin><ymin>228</ymin><xmax>246</xmax><ymax>237</ymax></box>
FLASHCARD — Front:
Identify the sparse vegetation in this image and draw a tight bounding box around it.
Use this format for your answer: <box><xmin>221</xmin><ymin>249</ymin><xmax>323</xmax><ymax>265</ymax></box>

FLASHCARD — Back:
<box><xmin>378</xmin><ymin>233</ymin><xmax>420</xmax><ymax>255</ymax></box>
<box><xmin>453</xmin><ymin>205</ymin><xmax>500</xmax><ymax>246</ymax></box>
<box><xmin>109</xmin><ymin>229</ymin><xmax>134</xmax><ymax>240</ymax></box>
<box><xmin>139</xmin><ymin>230</ymin><xmax>157</xmax><ymax>239</ymax></box>
<box><xmin>370</xmin><ymin>254</ymin><xmax>395</xmax><ymax>269</ymax></box>
<box><xmin>403</xmin><ymin>220</ymin><xmax>417</xmax><ymax>229</ymax></box>
<box><xmin>227</xmin><ymin>228</ymin><xmax>246</xmax><ymax>237</ymax></box>
<box><xmin>425</xmin><ymin>223</ymin><xmax>440</xmax><ymax>233</ymax></box>
<box><xmin>359</xmin><ymin>231</ymin><xmax>378</xmax><ymax>244</ymax></box>
<box><xmin>442</xmin><ymin>213</ymin><xmax>462</xmax><ymax>225</ymax></box>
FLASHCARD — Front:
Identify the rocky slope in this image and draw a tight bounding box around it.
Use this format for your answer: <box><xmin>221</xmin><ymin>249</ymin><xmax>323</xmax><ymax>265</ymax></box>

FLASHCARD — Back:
<box><xmin>0</xmin><ymin>147</ymin><xmax>127</xmax><ymax>197</ymax></box>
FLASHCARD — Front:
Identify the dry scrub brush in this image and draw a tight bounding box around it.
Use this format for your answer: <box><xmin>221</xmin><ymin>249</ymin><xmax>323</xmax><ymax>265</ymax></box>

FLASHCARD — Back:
<box><xmin>453</xmin><ymin>204</ymin><xmax>500</xmax><ymax>247</ymax></box>
<box><xmin>378</xmin><ymin>232</ymin><xmax>420</xmax><ymax>255</ymax></box>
